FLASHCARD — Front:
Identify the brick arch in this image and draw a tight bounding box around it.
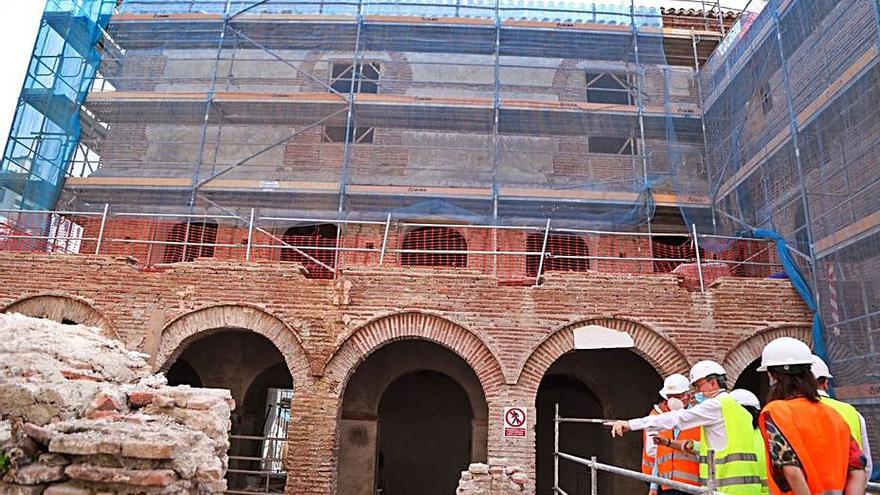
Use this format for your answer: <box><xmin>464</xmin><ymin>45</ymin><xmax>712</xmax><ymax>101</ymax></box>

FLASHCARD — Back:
<box><xmin>156</xmin><ymin>304</ymin><xmax>312</xmax><ymax>383</ymax></box>
<box><xmin>2</xmin><ymin>294</ymin><xmax>118</xmax><ymax>340</ymax></box>
<box><xmin>722</xmin><ymin>325</ymin><xmax>812</xmax><ymax>384</ymax></box>
<box><xmin>322</xmin><ymin>311</ymin><xmax>507</xmax><ymax>396</ymax></box>
<box><xmin>515</xmin><ymin>317</ymin><xmax>690</xmax><ymax>392</ymax></box>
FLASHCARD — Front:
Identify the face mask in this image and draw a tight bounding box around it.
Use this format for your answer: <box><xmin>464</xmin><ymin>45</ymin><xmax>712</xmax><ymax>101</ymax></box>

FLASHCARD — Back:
<box><xmin>667</xmin><ymin>397</ymin><xmax>685</xmax><ymax>411</ymax></box>
<box><xmin>693</xmin><ymin>392</ymin><xmax>706</xmax><ymax>404</ymax></box>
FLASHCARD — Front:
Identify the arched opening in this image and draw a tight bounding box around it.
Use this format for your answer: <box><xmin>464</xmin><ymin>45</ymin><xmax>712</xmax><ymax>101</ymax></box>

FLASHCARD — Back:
<box><xmin>733</xmin><ymin>357</ymin><xmax>769</xmax><ymax>405</ymax></box>
<box><xmin>338</xmin><ymin>340</ymin><xmax>488</xmax><ymax>495</ymax></box>
<box><xmin>536</xmin><ymin>349</ymin><xmax>662</xmax><ymax>495</ymax></box>
<box><xmin>165</xmin><ymin>359</ymin><xmax>202</xmax><ymax>388</ymax></box>
<box><xmin>162</xmin><ymin>221</ymin><xmax>218</xmax><ymax>263</ymax></box>
<box><xmin>280</xmin><ymin>224</ymin><xmax>338</xmax><ymax>279</ymax></box>
<box><xmin>379</xmin><ymin>371</ymin><xmax>472</xmax><ymax>494</ymax></box>
<box><xmin>400</xmin><ymin>226</ymin><xmax>467</xmax><ymax>268</ymax></box>
<box><xmin>651</xmin><ymin>235</ymin><xmax>702</xmax><ymax>273</ymax></box>
<box><xmin>526</xmin><ymin>233</ymin><xmax>590</xmax><ymax>276</ymax></box>
<box><xmin>2</xmin><ymin>295</ymin><xmax>115</xmax><ymax>338</ymax></box>
<box><xmin>164</xmin><ymin>329</ymin><xmax>293</xmax><ymax>494</ymax></box>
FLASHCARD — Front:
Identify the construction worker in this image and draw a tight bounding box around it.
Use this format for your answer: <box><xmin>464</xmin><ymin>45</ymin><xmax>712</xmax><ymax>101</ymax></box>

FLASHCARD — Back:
<box><xmin>757</xmin><ymin>337</ymin><xmax>867</xmax><ymax>495</ymax></box>
<box><xmin>609</xmin><ymin>360</ymin><xmax>763</xmax><ymax>494</ymax></box>
<box><xmin>730</xmin><ymin>389</ymin><xmax>768</xmax><ymax>495</ymax></box>
<box><xmin>812</xmin><ymin>354</ymin><xmax>873</xmax><ymax>478</ymax></box>
<box><xmin>653</xmin><ymin>374</ymin><xmax>701</xmax><ymax>495</ymax></box>
<box><xmin>643</xmin><ymin>374</ymin><xmax>696</xmax><ymax>495</ymax></box>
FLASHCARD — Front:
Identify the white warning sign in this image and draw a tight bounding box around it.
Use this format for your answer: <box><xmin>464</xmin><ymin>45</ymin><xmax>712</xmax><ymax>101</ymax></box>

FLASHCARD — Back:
<box><xmin>503</xmin><ymin>406</ymin><xmax>528</xmax><ymax>437</ymax></box>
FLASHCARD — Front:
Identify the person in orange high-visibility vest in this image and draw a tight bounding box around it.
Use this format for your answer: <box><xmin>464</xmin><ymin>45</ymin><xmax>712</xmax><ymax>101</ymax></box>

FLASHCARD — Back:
<box><xmin>642</xmin><ymin>374</ymin><xmax>693</xmax><ymax>495</ymax></box>
<box><xmin>653</xmin><ymin>421</ymin><xmax>701</xmax><ymax>494</ymax></box>
<box><xmin>757</xmin><ymin>337</ymin><xmax>867</xmax><ymax>495</ymax></box>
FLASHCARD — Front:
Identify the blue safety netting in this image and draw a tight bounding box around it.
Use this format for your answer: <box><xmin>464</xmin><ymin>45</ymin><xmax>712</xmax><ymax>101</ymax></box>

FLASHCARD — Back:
<box><xmin>0</xmin><ymin>0</ymin><xmax>115</xmax><ymax>211</ymax></box>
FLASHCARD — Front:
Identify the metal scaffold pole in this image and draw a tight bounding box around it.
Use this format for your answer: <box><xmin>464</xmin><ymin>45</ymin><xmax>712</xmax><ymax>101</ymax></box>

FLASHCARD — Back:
<box><xmin>554</xmin><ymin>403</ymin><xmax>560</xmax><ymax>494</ymax></box>
<box><xmin>338</xmin><ymin>0</ymin><xmax>365</xmax><ymax>215</ymax></box>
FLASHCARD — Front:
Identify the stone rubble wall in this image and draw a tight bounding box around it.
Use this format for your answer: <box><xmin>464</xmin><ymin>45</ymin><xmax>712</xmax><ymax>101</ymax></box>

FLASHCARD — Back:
<box><xmin>0</xmin><ymin>313</ymin><xmax>233</xmax><ymax>494</ymax></box>
<box><xmin>456</xmin><ymin>458</ymin><xmax>529</xmax><ymax>495</ymax></box>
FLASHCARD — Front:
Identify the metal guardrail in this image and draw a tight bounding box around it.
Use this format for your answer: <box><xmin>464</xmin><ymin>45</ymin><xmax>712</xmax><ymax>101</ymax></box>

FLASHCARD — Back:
<box><xmin>554</xmin><ymin>404</ymin><xmax>880</xmax><ymax>495</ymax></box>
<box><xmin>226</xmin><ymin>434</ymin><xmax>288</xmax><ymax>495</ymax></box>
<box><xmin>553</xmin><ymin>404</ymin><xmax>725</xmax><ymax>495</ymax></box>
<box><xmin>0</xmin><ymin>206</ymin><xmax>785</xmax><ymax>288</ymax></box>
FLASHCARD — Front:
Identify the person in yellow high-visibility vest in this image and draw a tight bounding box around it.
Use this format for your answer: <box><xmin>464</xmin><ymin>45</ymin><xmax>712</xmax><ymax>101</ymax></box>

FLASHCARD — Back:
<box><xmin>608</xmin><ymin>361</ymin><xmax>763</xmax><ymax>495</ymax></box>
<box><xmin>811</xmin><ymin>354</ymin><xmax>872</xmax><ymax>479</ymax></box>
<box><xmin>730</xmin><ymin>389</ymin><xmax>769</xmax><ymax>495</ymax></box>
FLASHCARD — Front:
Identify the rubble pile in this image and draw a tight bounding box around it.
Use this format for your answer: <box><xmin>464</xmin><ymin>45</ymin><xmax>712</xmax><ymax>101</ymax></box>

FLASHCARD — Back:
<box><xmin>455</xmin><ymin>458</ymin><xmax>529</xmax><ymax>495</ymax></box>
<box><xmin>0</xmin><ymin>313</ymin><xmax>232</xmax><ymax>494</ymax></box>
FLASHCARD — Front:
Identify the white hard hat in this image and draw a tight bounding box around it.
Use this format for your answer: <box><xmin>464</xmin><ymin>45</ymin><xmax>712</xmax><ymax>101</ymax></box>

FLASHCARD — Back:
<box><xmin>757</xmin><ymin>337</ymin><xmax>813</xmax><ymax>372</ymax></box>
<box><xmin>811</xmin><ymin>354</ymin><xmax>833</xmax><ymax>379</ymax></box>
<box><xmin>689</xmin><ymin>360</ymin><xmax>726</xmax><ymax>384</ymax></box>
<box><xmin>730</xmin><ymin>389</ymin><xmax>761</xmax><ymax>409</ymax></box>
<box><xmin>659</xmin><ymin>373</ymin><xmax>691</xmax><ymax>399</ymax></box>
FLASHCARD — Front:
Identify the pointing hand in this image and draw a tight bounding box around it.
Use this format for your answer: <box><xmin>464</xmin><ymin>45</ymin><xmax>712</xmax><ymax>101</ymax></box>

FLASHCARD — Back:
<box><xmin>606</xmin><ymin>420</ymin><xmax>630</xmax><ymax>437</ymax></box>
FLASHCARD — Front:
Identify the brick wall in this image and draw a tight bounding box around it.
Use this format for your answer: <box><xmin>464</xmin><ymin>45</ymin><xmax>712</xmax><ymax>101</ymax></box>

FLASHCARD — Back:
<box><xmin>0</xmin><ymin>250</ymin><xmax>811</xmax><ymax>493</ymax></box>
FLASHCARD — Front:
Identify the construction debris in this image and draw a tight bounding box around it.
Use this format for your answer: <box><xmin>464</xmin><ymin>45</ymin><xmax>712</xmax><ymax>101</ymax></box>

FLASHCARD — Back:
<box><xmin>0</xmin><ymin>313</ymin><xmax>232</xmax><ymax>494</ymax></box>
<box><xmin>455</xmin><ymin>458</ymin><xmax>529</xmax><ymax>494</ymax></box>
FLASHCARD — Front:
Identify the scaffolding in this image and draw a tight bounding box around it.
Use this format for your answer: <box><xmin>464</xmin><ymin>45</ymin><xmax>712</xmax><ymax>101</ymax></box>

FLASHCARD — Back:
<box><xmin>1</xmin><ymin>0</ymin><xmax>759</xmax><ymax>230</ymax></box>
<box><xmin>699</xmin><ymin>0</ymin><xmax>880</xmax><ymax>468</ymax></box>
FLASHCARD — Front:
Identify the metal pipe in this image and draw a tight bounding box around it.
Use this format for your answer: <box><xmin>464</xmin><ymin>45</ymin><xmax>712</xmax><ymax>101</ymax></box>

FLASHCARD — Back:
<box><xmin>379</xmin><ymin>213</ymin><xmax>391</xmax><ymax>265</ymax></box>
<box><xmin>590</xmin><ymin>455</ymin><xmax>597</xmax><ymax>495</ymax></box>
<box><xmin>554</xmin><ymin>403</ymin><xmax>560</xmax><ymax>494</ymax></box>
<box><xmin>95</xmin><ymin>203</ymin><xmax>109</xmax><ymax>255</ymax></box>
<box><xmin>706</xmin><ymin>449</ymin><xmax>717</xmax><ymax>494</ymax></box>
<box><xmin>693</xmin><ymin>223</ymin><xmax>705</xmax><ymax>293</ymax></box>
<box><xmin>557</xmin><ymin>452</ymin><xmax>717</xmax><ymax>495</ymax></box>
<box><xmin>246</xmin><ymin>208</ymin><xmax>255</xmax><ymax>262</ymax></box>
<box><xmin>534</xmin><ymin>218</ymin><xmax>551</xmax><ymax>286</ymax></box>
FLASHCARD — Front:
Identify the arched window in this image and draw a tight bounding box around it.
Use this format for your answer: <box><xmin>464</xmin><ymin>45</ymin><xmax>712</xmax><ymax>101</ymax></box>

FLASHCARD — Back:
<box><xmin>163</xmin><ymin>221</ymin><xmax>218</xmax><ymax>263</ymax></box>
<box><xmin>526</xmin><ymin>233</ymin><xmax>589</xmax><ymax>277</ymax></box>
<box><xmin>400</xmin><ymin>227</ymin><xmax>467</xmax><ymax>268</ymax></box>
<box><xmin>280</xmin><ymin>224</ymin><xmax>338</xmax><ymax>279</ymax></box>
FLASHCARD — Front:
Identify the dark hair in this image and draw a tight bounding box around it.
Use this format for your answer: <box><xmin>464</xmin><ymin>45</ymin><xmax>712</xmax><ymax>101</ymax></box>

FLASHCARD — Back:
<box><xmin>744</xmin><ymin>406</ymin><xmax>760</xmax><ymax>429</ymax></box>
<box><xmin>767</xmin><ymin>365</ymin><xmax>820</xmax><ymax>403</ymax></box>
<box><xmin>706</xmin><ymin>373</ymin><xmax>728</xmax><ymax>390</ymax></box>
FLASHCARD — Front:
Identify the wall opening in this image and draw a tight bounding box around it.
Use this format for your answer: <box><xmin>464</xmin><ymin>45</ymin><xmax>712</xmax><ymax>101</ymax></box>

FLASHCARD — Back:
<box><xmin>165</xmin><ymin>358</ymin><xmax>201</xmax><ymax>387</ymax></box>
<box><xmin>338</xmin><ymin>339</ymin><xmax>487</xmax><ymax>495</ymax></box>
<box><xmin>400</xmin><ymin>226</ymin><xmax>468</xmax><ymax>268</ymax></box>
<box><xmin>162</xmin><ymin>221</ymin><xmax>218</xmax><ymax>263</ymax></box>
<box><xmin>280</xmin><ymin>223</ymin><xmax>338</xmax><ymax>279</ymax></box>
<box><xmin>526</xmin><ymin>233</ymin><xmax>590</xmax><ymax>276</ymax></box>
<box><xmin>536</xmin><ymin>349</ymin><xmax>662</xmax><ymax>495</ymax></box>
<box><xmin>651</xmin><ymin>235</ymin><xmax>701</xmax><ymax>273</ymax></box>
<box><xmin>733</xmin><ymin>357</ymin><xmax>769</xmax><ymax>405</ymax></box>
<box><xmin>164</xmin><ymin>329</ymin><xmax>292</xmax><ymax>494</ymax></box>
<box><xmin>378</xmin><ymin>371</ymin><xmax>472</xmax><ymax>494</ymax></box>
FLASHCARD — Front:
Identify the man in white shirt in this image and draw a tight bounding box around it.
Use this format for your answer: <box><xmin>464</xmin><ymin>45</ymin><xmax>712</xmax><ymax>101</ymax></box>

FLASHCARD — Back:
<box><xmin>608</xmin><ymin>360</ymin><xmax>763</xmax><ymax>494</ymax></box>
<box><xmin>609</xmin><ymin>361</ymin><xmax>731</xmax><ymax>449</ymax></box>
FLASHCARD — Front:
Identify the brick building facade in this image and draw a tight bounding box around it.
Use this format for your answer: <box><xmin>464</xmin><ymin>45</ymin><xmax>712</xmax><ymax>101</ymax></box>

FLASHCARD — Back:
<box><xmin>1</xmin><ymin>0</ymin><xmax>863</xmax><ymax>493</ymax></box>
<box><xmin>0</xmin><ymin>251</ymin><xmax>811</xmax><ymax>493</ymax></box>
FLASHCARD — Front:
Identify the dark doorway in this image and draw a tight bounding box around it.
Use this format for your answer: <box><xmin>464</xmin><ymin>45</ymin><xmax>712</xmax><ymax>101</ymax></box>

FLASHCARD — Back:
<box><xmin>536</xmin><ymin>375</ymin><xmax>604</xmax><ymax>495</ymax></box>
<box><xmin>166</xmin><ymin>358</ymin><xmax>202</xmax><ymax>388</ymax></box>
<box><xmin>733</xmin><ymin>358</ymin><xmax>769</xmax><ymax>406</ymax></box>
<box><xmin>377</xmin><ymin>371</ymin><xmax>472</xmax><ymax>495</ymax></box>
<box><xmin>164</xmin><ymin>329</ymin><xmax>292</xmax><ymax>494</ymax></box>
<box><xmin>535</xmin><ymin>348</ymin><xmax>662</xmax><ymax>495</ymax></box>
